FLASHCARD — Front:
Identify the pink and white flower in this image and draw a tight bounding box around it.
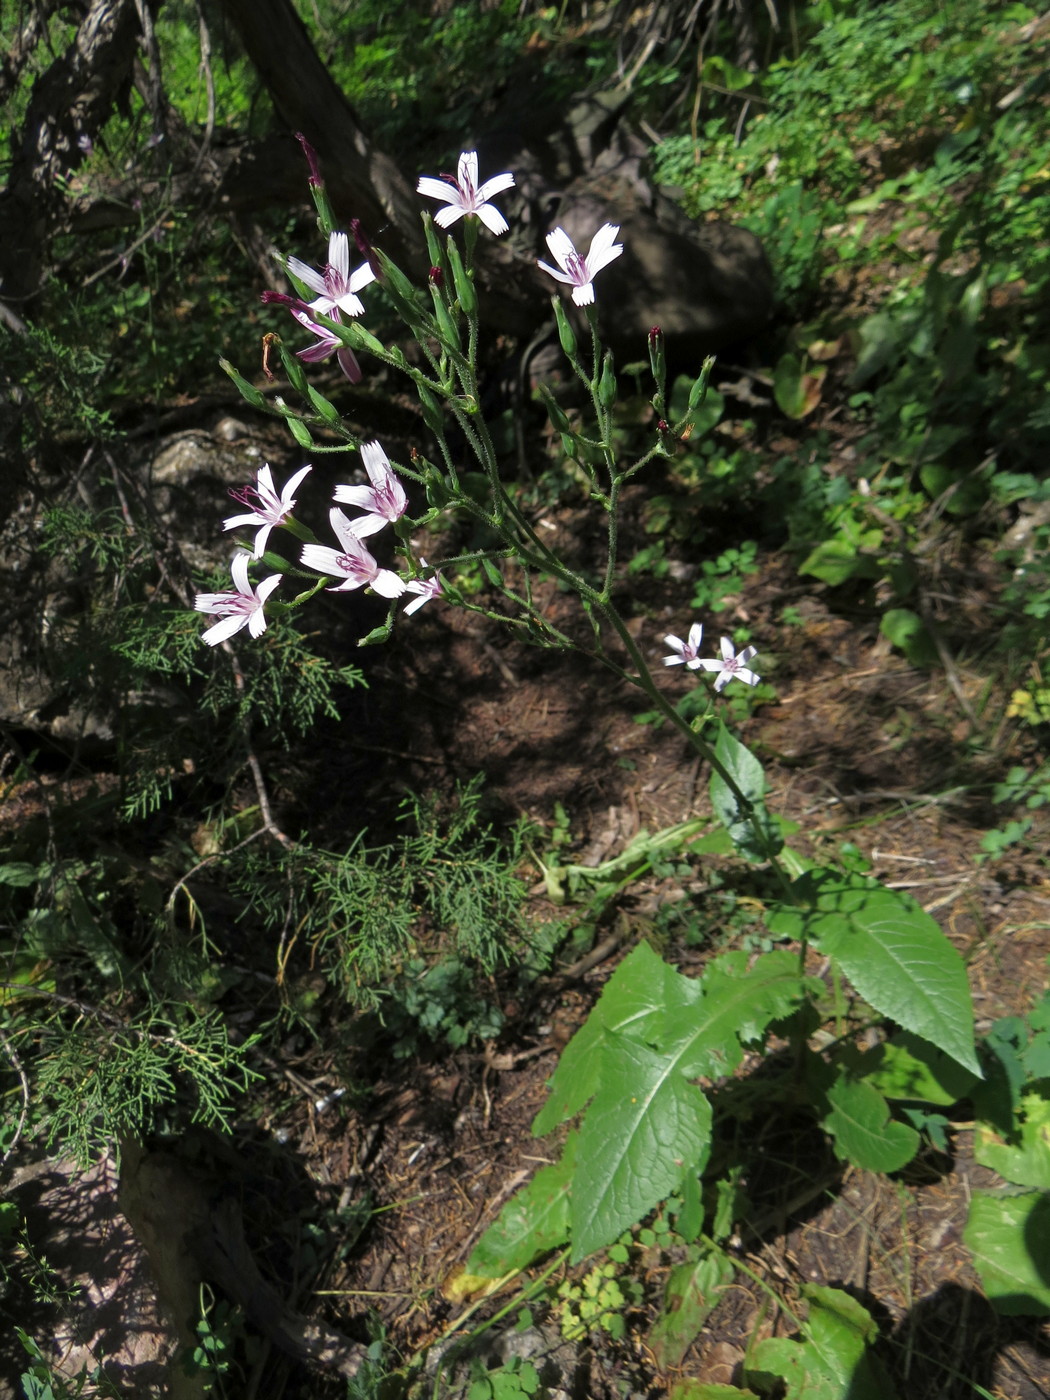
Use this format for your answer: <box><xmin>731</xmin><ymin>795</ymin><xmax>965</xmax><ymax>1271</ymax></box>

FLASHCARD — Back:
<box><xmin>287</xmin><ymin>230</ymin><xmax>375</xmax><ymax>318</ymax></box>
<box><xmin>403</xmin><ymin>559</ymin><xmax>444</xmax><ymax>616</ymax></box>
<box><xmin>417</xmin><ymin>151</ymin><xmax>515</xmax><ymax>236</ymax></box>
<box><xmin>195</xmin><ymin>553</ymin><xmax>281</xmax><ymax>645</ymax></box>
<box><xmin>290</xmin><ymin>306</ymin><xmax>363</xmax><ymax>384</ymax></box>
<box><xmin>223</xmin><ymin>463</ymin><xmax>312</xmax><ymax>558</ymax></box>
<box><xmin>333</xmin><ymin>441</ymin><xmax>407</xmax><ymax>537</ymax></box>
<box><xmin>663</xmin><ymin>623</ymin><xmax>704</xmax><ymax>669</ymax></box>
<box><xmin>537</xmin><ymin>223</ymin><xmax>623</xmax><ymax>307</ymax></box>
<box><xmin>697</xmin><ymin>637</ymin><xmax>761</xmax><ymax>691</ymax></box>
<box><xmin>300</xmin><ymin>508</ymin><xmax>406</xmax><ymax>597</ymax></box>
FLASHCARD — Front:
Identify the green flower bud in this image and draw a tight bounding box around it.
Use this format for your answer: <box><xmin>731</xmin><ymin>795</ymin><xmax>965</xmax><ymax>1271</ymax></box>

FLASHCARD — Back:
<box><xmin>598</xmin><ymin>352</ymin><xmax>617</xmax><ymax>408</ymax></box>
<box><xmin>553</xmin><ymin>298</ymin><xmax>577</xmax><ymax>358</ymax></box>
<box><xmin>688</xmin><ymin>356</ymin><xmax>716</xmax><ymax>411</ymax></box>
<box><xmin>446</xmin><ymin>237</ymin><xmax>477</xmax><ymax>316</ymax></box>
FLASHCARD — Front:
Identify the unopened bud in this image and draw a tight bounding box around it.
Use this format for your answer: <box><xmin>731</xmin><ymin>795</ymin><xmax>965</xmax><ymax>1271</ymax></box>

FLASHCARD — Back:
<box><xmin>688</xmin><ymin>356</ymin><xmax>716</xmax><ymax>411</ymax></box>
<box><xmin>598</xmin><ymin>352</ymin><xmax>617</xmax><ymax>408</ymax></box>
<box><xmin>553</xmin><ymin>298</ymin><xmax>577</xmax><ymax>359</ymax></box>
<box><xmin>648</xmin><ymin>325</ymin><xmax>665</xmax><ymax>386</ymax></box>
<box><xmin>294</xmin><ymin>132</ymin><xmax>324</xmax><ymax>187</ymax></box>
<box><xmin>429</xmin><ymin>265</ymin><xmax>443</xmax><ymax>285</ymax></box>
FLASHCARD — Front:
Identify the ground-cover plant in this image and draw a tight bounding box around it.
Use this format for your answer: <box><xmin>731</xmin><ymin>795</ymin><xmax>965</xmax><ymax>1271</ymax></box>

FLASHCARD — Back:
<box><xmin>189</xmin><ymin>135</ymin><xmax>1007</xmax><ymax>1392</ymax></box>
<box><xmin>652</xmin><ymin>0</ymin><xmax>1050</xmax><ymax>662</ymax></box>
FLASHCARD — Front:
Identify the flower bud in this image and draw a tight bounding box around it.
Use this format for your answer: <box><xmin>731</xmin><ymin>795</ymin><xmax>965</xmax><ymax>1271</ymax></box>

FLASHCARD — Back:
<box><xmin>553</xmin><ymin>298</ymin><xmax>577</xmax><ymax>359</ymax></box>
<box><xmin>417</xmin><ymin>383</ymin><xmax>445</xmax><ymax>436</ymax></box>
<box><xmin>598</xmin><ymin>352</ymin><xmax>617</xmax><ymax>408</ymax></box>
<box><xmin>446</xmin><ymin>237</ymin><xmax>476</xmax><ymax>316</ymax></box>
<box><xmin>648</xmin><ymin>325</ymin><xmax>665</xmax><ymax>378</ymax></box>
<box><xmin>688</xmin><ymin>356</ymin><xmax>716</xmax><ymax>411</ymax></box>
<box><xmin>294</xmin><ymin>131</ymin><xmax>323</xmax><ymax>187</ymax></box>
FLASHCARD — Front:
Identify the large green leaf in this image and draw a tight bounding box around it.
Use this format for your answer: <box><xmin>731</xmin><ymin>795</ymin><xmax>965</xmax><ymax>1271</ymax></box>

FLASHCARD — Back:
<box><xmin>820</xmin><ymin>1072</ymin><xmax>920</xmax><ymax>1173</ymax></box>
<box><xmin>746</xmin><ymin>1285</ymin><xmax>899</xmax><ymax>1400</ymax></box>
<box><xmin>467</xmin><ymin>1133</ymin><xmax>576</xmax><ymax>1277</ymax></box>
<box><xmin>768</xmin><ymin>871</ymin><xmax>979</xmax><ymax>1075</ymax></box>
<box><xmin>571</xmin><ymin>1033</ymin><xmax>712</xmax><ymax>1261</ymax></box>
<box><xmin>663</xmin><ymin>950</ymin><xmax>819</xmax><ymax>1080</ymax></box>
<box><xmin>965</xmin><ymin>1191</ymin><xmax>1050</xmax><ymax>1315</ymax></box>
<box><xmin>533</xmin><ymin>942</ymin><xmax>698</xmax><ymax>1135</ymax></box>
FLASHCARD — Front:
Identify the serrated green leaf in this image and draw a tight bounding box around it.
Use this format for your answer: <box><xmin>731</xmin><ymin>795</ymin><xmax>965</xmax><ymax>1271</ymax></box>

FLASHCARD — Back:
<box><xmin>768</xmin><ymin>871</ymin><xmax>979</xmax><ymax>1076</ymax></box>
<box><xmin>820</xmin><ymin>1072</ymin><xmax>920</xmax><ymax>1173</ymax></box>
<box><xmin>571</xmin><ymin>1033</ymin><xmax>712</xmax><ymax>1260</ymax></box>
<box><xmin>710</xmin><ymin>724</ymin><xmax>782</xmax><ymax>864</ymax></box>
<box><xmin>664</xmin><ymin>950</ymin><xmax>817</xmax><ymax>1080</ymax></box>
<box><xmin>650</xmin><ymin>1247</ymin><xmax>735</xmax><ymax>1368</ymax></box>
<box><xmin>746</xmin><ymin>1285</ymin><xmax>898</xmax><ymax>1400</ymax></box>
<box><xmin>532</xmin><ymin>942</ymin><xmax>698</xmax><ymax>1135</ymax></box>
<box><xmin>467</xmin><ymin>1133</ymin><xmax>577</xmax><ymax>1277</ymax></box>
<box><xmin>975</xmin><ymin>1088</ymin><xmax>1050</xmax><ymax>1189</ymax></box>
<box><xmin>965</xmin><ymin>1191</ymin><xmax>1050</xmax><ymax>1315</ymax></box>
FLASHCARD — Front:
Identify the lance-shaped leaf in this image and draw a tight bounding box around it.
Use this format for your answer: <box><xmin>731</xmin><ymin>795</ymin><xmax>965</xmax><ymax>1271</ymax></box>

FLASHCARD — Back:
<box><xmin>467</xmin><ymin>1132</ymin><xmax>577</xmax><ymax>1277</ymax></box>
<box><xmin>571</xmin><ymin>1032</ymin><xmax>712</xmax><ymax>1261</ymax></box>
<box><xmin>533</xmin><ymin>941</ymin><xmax>699</xmax><ymax>1136</ymax></box>
<box><xmin>710</xmin><ymin>723</ymin><xmax>782</xmax><ymax>864</ymax></box>
<box><xmin>768</xmin><ymin>870</ymin><xmax>980</xmax><ymax>1076</ymax></box>
<box><xmin>662</xmin><ymin>950</ymin><xmax>820</xmax><ymax>1081</ymax></box>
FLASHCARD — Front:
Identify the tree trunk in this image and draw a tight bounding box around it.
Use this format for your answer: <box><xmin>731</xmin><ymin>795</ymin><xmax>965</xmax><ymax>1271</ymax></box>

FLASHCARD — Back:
<box><xmin>217</xmin><ymin>0</ymin><xmax>425</xmax><ymax>268</ymax></box>
<box><xmin>0</xmin><ymin>0</ymin><xmax>142</xmax><ymax>308</ymax></box>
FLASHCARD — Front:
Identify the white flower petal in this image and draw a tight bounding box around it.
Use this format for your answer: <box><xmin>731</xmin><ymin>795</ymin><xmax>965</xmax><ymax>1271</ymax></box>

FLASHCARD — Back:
<box><xmin>417</xmin><ymin>176</ymin><xmax>453</xmax><ymax>201</ymax></box>
<box><xmin>371</xmin><ymin>568</ymin><xmax>407</xmax><ymax>598</ymax></box>
<box><xmin>257</xmin><ymin>574</ymin><xmax>282</xmax><ymax>604</ymax></box>
<box><xmin>202</xmin><ymin>614</ymin><xmax>247</xmax><ymax>646</ymax></box>
<box><xmin>329</xmin><ymin>231</ymin><xmax>349</xmax><ymax>282</ymax></box>
<box><xmin>345</xmin><ymin>512</ymin><xmax>386</xmax><ymax>538</ymax></box>
<box><xmin>544</xmin><ymin>227</ymin><xmax>576</xmax><ymax>271</ymax></box>
<box><xmin>434</xmin><ymin>205</ymin><xmax>465</xmax><ymax>229</ymax></box>
<box><xmin>477</xmin><ymin>172</ymin><xmax>515</xmax><ymax>202</ymax></box>
<box><xmin>585</xmin><ymin>222</ymin><xmax>623</xmax><ymax>275</ymax></box>
<box><xmin>458</xmin><ymin>150</ymin><xmax>480</xmax><ymax>190</ymax></box>
<box><xmin>286</xmin><ymin>256</ymin><xmax>326</xmax><ymax>295</ymax></box>
<box><xmin>332</xmin><ymin>483</ymin><xmax>374</xmax><ymax>509</ymax></box>
<box><xmin>230</xmin><ymin>552</ymin><xmax>252</xmax><ymax>594</ymax></box>
<box><xmin>536</xmin><ymin>259</ymin><xmax>574</xmax><ymax>287</ymax></box>
<box><xmin>476</xmin><ymin>204</ymin><xmax>509</xmax><ymax>236</ymax></box>
<box><xmin>301</xmin><ymin>543</ymin><xmax>346</xmax><ymax>576</ymax></box>
<box><xmin>222</xmin><ymin>511</ymin><xmax>261</xmax><ymax>531</ymax></box>
<box><xmin>283</xmin><ymin>464</ymin><xmax>313</xmax><ymax>500</ymax></box>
